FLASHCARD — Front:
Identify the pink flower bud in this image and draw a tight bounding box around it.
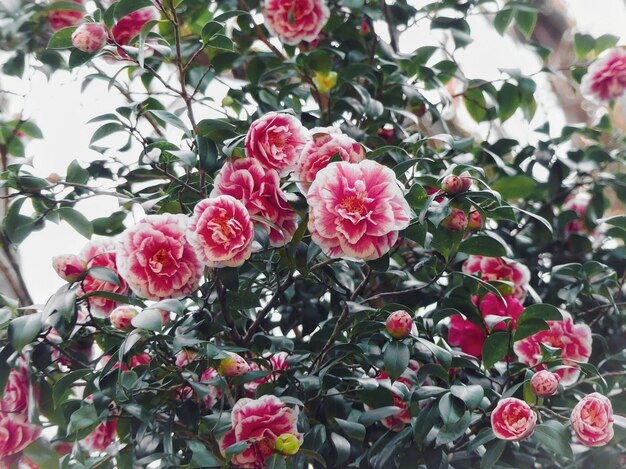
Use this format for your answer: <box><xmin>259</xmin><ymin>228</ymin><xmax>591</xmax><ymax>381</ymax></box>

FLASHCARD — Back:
<box><xmin>441</xmin><ymin>175</ymin><xmax>463</xmax><ymax>195</ymax></box>
<box><xmin>175</xmin><ymin>349</ymin><xmax>197</xmax><ymax>368</ymax></box>
<box><xmin>129</xmin><ymin>353</ymin><xmax>151</xmax><ymax>368</ymax></box>
<box><xmin>47</xmin><ymin>173</ymin><xmax>61</xmax><ymax>184</ymax></box>
<box><xmin>218</xmin><ymin>352</ymin><xmax>250</xmax><ymax>378</ymax></box>
<box><xmin>359</xmin><ymin>21</ymin><xmax>371</xmax><ymax>37</ymax></box>
<box><xmin>71</xmin><ymin>23</ymin><xmax>108</xmax><ymax>53</ymax></box>
<box><xmin>491</xmin><ymin>397</ymin><xmax>537</xmax><ymax>441</ymax></box>
<box><xmin>441</xmin><ymin>208</ymin><xmax>468</xmax><ymax>231</ymax></box>
<box><xmin>48</xmin><ymin>0</ymin><xmax>84</xmax><ymax>32</ymax></box>
<box><xmin>571</xmin><ymin>393</ymin><xmax>614</xmax><ymax>447</ymax></box>
<box><xmin>52</xmin><ymin>254</ymin><xmax>86</xmax><ymax>282</ymax></box>
<box><xmin>468</xmin><ymin>210</ymin><xmax>483</xmax><ymax>230</ymax></box>
<box><xmin>459</xmin><ymin>171</ymin><xmax>473</xmax><ymax>191</ymax></box>
<box><xmin>386</xmin><ymin>310</ymin><xmax>413</xmax><ymax>339</ymax></box>
<box><xmin>109</xmin><ymin>306</ymin><xmax>138</xmax><ymax>331</ymax></box>
<box><xmin>159</xmin><ymin>310</ymin><xmax>171</xmax><ymax>327</ymax></box>
<box><xmin>530</xmin><ymin>370</ymin><xmax>560</xmax><ymax>397</ymax></box>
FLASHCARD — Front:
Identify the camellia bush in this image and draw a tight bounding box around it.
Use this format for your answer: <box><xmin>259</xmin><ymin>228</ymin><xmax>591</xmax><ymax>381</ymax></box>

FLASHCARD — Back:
<box><xmin>2</xmin><ymin>0</ymin><xmax>626</xmax><ymax>467</ymax></box>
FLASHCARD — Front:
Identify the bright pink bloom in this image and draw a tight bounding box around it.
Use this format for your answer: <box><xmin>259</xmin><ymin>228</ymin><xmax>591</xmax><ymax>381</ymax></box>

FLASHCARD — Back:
<box><xmin>218</xmin><ymin>352</ymin><xmax>250</xmax><ymax>378</ymax></box>
<box><xmin>448</xmin><ymin>293</ymin><xmax>523</xmax><ymax>358</ymax></box>
<box><xmin>129</xmin><ymin>352</ymin><xmax>151</xmax><ymax>368</ymax></box>
<box><xmin>562</xmin><ymin>192</ymin><xmax>591</xmax><ymax>235</ymax></box>
<box><xmin>110</xmin><ymin>6</ymin><xmax>159</xmax><ymax>46</ymax></box>
<box><xmin>514</xmin><ymin>312</ymin><xmax>592</xmax><ymax>386</ymax></box>
<box><xmin>295</xmin><ymin>128</ymin><xmax>365</xmax><ymax>193</ymax></box>
<box><xmin>72</xmin><ymin>23</ymin><xmax>107</xmax><ymax>52</ymax></box>
<box><xmin>109</xmin><ymin>306</ymin><xmax>138</xmax><ymax>330</ymax></box>
<box><xmin>52</xmin><ymin>254</ymin><xmax>85</xmax><ymax>282</ymax></box>
<box><xmin>211</xmin><ymin>158</ymin><xmax>298</xmax><ymax>247</ymax></box>
<box><xmin>386</xmin><ymin>310</ymin><xmax>413</xmax><ymax>339</ymax></box>
<box><xmin>187</xmin><ymin>196</ymin><xmax>255</xmax><ymax>268</ymax></box>
<box><xmin>263</xmin><ymin>0</ymin><xmax>330</xmax><ymax>45</ymax></box>
<box><xmin>581</xmin><ymin>48</ymin><xmax>626</xmax><ymax>102</ymax></box>
<box><xmin>200</xmin><ymin>368</ymin><xmax>223</xmax><ymax>409</ymax></box>
<box><xmin>82</xmin><ymin>420</ymin><xmax>117</xmax><ymax>453</ymax></box>
<box><xmin>0</xmin><ymin>416</ymin><xmax>41</xmax><ymax>458</ymax></box>
<box><xmin>306</xmin><ymin>160</ymin><xmax>411</xmax><ymax>260</ymax></box>
<box><xmin>117</xmin><ymin>214</ymin><xmax>203</xmax><ymax>301</ymax></box>
<box><xmin>441</xmin><ymin>207</ymin><xmax>468</xmax><ymax>231</ymax></box>
<box><xmin>244</xmin><ymin>352</ymin><xmax>290</xmax><ymax>395</ymax></box>
<box><xmin>0</xmin><ymin>365</ymin><xmax>29</xmax><ymax>415</ymax></box>
<box><xmin>48</xmin><ymin>0</ymin><xmax>83</xmax><ymax>31</ymax></box>
<box><xmin>463</xmin><ymin>255</ymin><xmax>531</xmax><ymax>299</ymax></box>
<box><xmin>530</xmin><ymin>370</ymin><xmax>560</xmax><ymax>398</ymax></box>
<box><xmin>491</xmin><ymin>397</ymin><xmax>537</xmax><ymax>441</ymax></box>
<box><xmin>219</xmin><ymin>395</ymin><xmax>301</xmax><ymax>468</ymax></box>
<box><xmin>571</xmin><ymin>393</ymin><xmax>614</xmax><ymax>447</ymax></box>
<box><xmin>80</xmin><ymin>239</ymin><xmax>129</xmax><ymax>316</ymax></box>
<box><xmin>245</xmin><ymin>112</ymin><xmax>310</xmax><ymax>176</ymax></box>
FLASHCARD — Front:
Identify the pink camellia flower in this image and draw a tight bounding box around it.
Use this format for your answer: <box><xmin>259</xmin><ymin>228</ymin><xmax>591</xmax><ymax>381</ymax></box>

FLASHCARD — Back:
<box><xmin>0</xmin><ymin>365</ymin><xmax>29</xmax><ymax>415</ymax></box>
<box><xmin>82</xmin><ymin>420</ymin><xmax>117</xmax><ymax>453</ymax></box>
<box><xmin>72</xmin><ymin>23</ymin><xmax>108</xmax><ymax>52</ymax></box>
<box><xmin>110</xmin><ymin>6</ymin><xmax>159</xmax><ymax>46</ymax></box>
<box><xmin>514</xmin><ymin>312</ymin><xmax>592</xmax><ymax>387</ymax></box>
<box><xmin>175</xmin><ymin>349</ymin><xmax>197</xmax><ymax>368</ymax></box>
<box><xmin>211</xmin><ymin>158</ymin><xmax>298</xmax><ymax>247</ymax></box>
<box><xmin>48</xmin><ymin>0</ymin><xmax>83</xmax><ymax>31</ymax></box>
<box><xmin>109</xmin><ymin>306</ymin><xmax>138</xmax><ymax>331</ymax></box>
<box><xmin>263</xmin><ymin>0</ymin><xmax>330</xmax><ymax>45</ymax></box>
<box><xmin>79</xmin><ymin>239</ymin><xmax>129</xmax><ymax>316</ymax></box>
<box><xmin>562</xmin><ymin>192</ymin><xmax>591</xmax><ymax>235</ymax></box>
<box><xmin>386</xmin><ymin>310</ymin><xmax>413</xmax><ymax>339</ymax></box>
<box><xmin>219</xmin><ymin>395</ymin><xmax>301</xmax><ymax>468</ymax></box>
<box><xmin>570</xmin><ymin>393</ymin><xmax>614</xmax><ymax>447</ymax></box>
<box><xmin>448</xmin><ymin>293</ymin><xmax>523</xmax><ymax>359</ymax></box>
<box><xmin>491</xmin><ymin>397</ymin><xmax>537</xmax><ymax>441</ymax></box>
<box><xmin>441</xmin><ymin>207</ymin><xmax>468</xmax><ymax>231</ymax></box>
<box><xmin>441</xmin><ymin>175</ymin><xmax>464</xmax><ymax>195</ymax></box>
<box><xmin>117</xmin><ymin>214</ymin><xmax>203</xmax><ymax>301</ymax></box>
<box><xmin>463</xmin><ymin>255</ymin><xmax>531</xmax><ymax>299</ymax></box>
<box><xmin>218</xmin><ymin>352</ymin><xmax>250</xmax><ymax>378</ymax></box>
<box><xmin>244</xmin><ymin>352</ymin><xmax>290</xmax><ymax>395</ymax></box>
<box><xmin>52</xmin><ymin>254</ymin><xmax>85</xmax><ymax>282</ymax></box>
<box><xmin>129</xmin><ymin>352</ymin><xmax>151</xmax><ymax>368</ymax></box>
<box><xmin>200</xmin><ymin>367</ymin><xmax>223</xmax><ymax>409</ymax></box>
<box><xmin>581</xmin><ymin>48</ymin><xmax>626</xmax><ymax>102</ymax></box>
<box><xmin>0</xmin><ymin>416</ymin><xmax>41</xmax><ymax>459</ymax></box>
<box><xmin>187</xmin><ymin>195</ymin><xmax>255</xmax><ymax>268</ymax></box>
<box><xmin>295</xmin><ymin>128</ymin><xmax>365</xmax><ymax>193</ymax></box>
<box><xmin>468</xmin><ymin>210</ymin><xmax>483</xmax><ymax>230</ymax></box>
<box><xmin>245</xmin><ymin>112</ymin><xmax>310</xmax><ymax>176</ymax></box>
<box><xmin>306</xmin><ymin>160</ymin><xmax>411</xmax><ymax>260</ymax></box>
<box><xmin>530</xmin><ymin>370</ymin><xmax>560</xmax><ymax>398</ymax></box>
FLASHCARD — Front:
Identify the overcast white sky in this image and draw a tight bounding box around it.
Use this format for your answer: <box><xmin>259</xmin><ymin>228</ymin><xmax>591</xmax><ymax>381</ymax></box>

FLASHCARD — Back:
<box><xmin>1</xmin><ymin>0</ymin><xmax>625</xmax><ymax>304</ymax></box>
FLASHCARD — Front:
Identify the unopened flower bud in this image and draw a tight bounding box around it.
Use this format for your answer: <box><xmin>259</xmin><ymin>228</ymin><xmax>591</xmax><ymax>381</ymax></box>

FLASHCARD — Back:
<box><xmin>468</xmin><ymin>210</ymin><xmax>483</xmax><ymax>230</ymax></box>
<box><xmin>312</xmin><ymin>71</ymin><xmax>338</xmax><ymax>94</ymax></box>
<box><xmin>386</xmin><ymin>310</ymin><xmax>413</xmax><ymax>339</ymax></box>
<box><xmin>218</xmin><ymin>352</ymin><xmax>250</xmax><ymax>378</ymax></box>
<box><xmin>441</xmin><ymin>208</ymin><xmax>468</xmax><ymax>231</ymax></box>
<box><xmin>110</xmin><ymin>306</ymin><xmax>138</xmax><ymax>331</ymax></box>
<box><xmin>441</xmin><ymin>175</ymin><xmax>464</xmax><ymax>195</ymax></box>
<box><xmin>275</xmin><ymin>433</ymin><xmax>301</xmax><ymax>455</ymax></box>
<box><xmin>72</xmin><ymin>23</ymin><xmax>108</xmax><ymax>53</ymax></box>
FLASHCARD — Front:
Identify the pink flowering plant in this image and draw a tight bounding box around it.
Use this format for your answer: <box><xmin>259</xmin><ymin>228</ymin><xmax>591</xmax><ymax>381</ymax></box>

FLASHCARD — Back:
<box><xmin>1</xmin><ymin>0</ymin><xmax>626</xmax><ymax>467</ymax></box>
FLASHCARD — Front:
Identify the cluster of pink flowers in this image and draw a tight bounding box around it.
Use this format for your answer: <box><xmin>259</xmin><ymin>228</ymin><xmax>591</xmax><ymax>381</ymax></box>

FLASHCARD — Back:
<box><xmin>448</xmin><ymin>293</ymin><xmax>524</xmax><ymax>358</ymax></box>
<box><xmin>514</xmin><ymin>312</ymin><xmax>592</xmax><ymax>387</ymax></box>
<box><xmin>463</xmin><ymin>255</ymin><xmax>531</xmax><ymax>299</ymax></box>
<box><xmin>581</xmin><ymin>48</ymin><xmax>626</xmax><ymax>102</ymax></box>
<box><xmin>263</xmin><ymin>0</ymin><xmax>330</xmax><ymax>45</ymax></box>
<box><xmin>0</xmin><ymin>361</ymin><xmax>41</xmax><ymax>461</ymax></box>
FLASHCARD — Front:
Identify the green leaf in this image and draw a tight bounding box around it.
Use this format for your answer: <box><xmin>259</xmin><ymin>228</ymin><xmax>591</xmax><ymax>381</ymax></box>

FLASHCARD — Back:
<box><xmin>115</xmin><ymin>0</ymin><xmax>154</xmax><ymax>19</ymax></box>
<box><xmin>334</xmin><ymin>418</ymin><xmax>366</xmax><ymax>443</ymax></box>
<box><xmin>88</xmin><ymin>266</ymin><xmax>121</xmax><ymax>286</ymax></box>
<box><xmin>68</xmin><ymin>405</ymin><xmax>98</xmax><ymax>433</ymax></box>
<box><xmin>574</xmin><ymin>33</ymin><xmax>595</xmax><ymax>59</ymax></box>
<box><xmin>47</xmin><ymin>26</ymin><xmax>78</xmax><ymax>49</ymax></box>
<box><xmin>515</xmin><ymin>10</ymin><xmax>537</xmax><ymax>40</ymax></box>
<box><xmin>534</xmin><ymin>421</ymin><xmax>573</xmax><ymax>458</ymax></box>
<box><xmin>450</xmin><ymin>384</ymin><xmax>484</xmax><ymax>411</ymax></box>
<box><xmin>213</xmin><ymin>10</ymin><xmax>249</xmax><ymax>22</ymax></box>
<box><xmin>497</xmin><ymin>83</ymin><xmax>520</xmax><ymax>122</ymax></box>
<box><xmin>22</xmin><ymin>438</ymin><xmax>60</xmax><ymax>469</ymax></box>
<box><xmin>197</xmin><ymin>119</ymin><xmax>237</xmax><ymax>141</ymax></box>
<box><xmin>494</xmin><ymin>9</ymin><xmax>513</xmax><ymax>35</ymax></box>
<box><xmin>492</xmin><ymin>175</ymin><xmax>536</xmax><ymax>199</ymax></box>
<box><xmin>225</xmin><ymin>441</ymin><xmax>249</xmax><ymax>459</ymax></box>
<box><xmin>517</xmin><ymin>304</ymin><xmax>562</xmax><ymax>324</ymax></box>
<box><xmin>69</xmin><ymin>49</ymin><xmax>98</xmax><ymax>68</ymax></box>
<box><xmin>464</xmin><ymin>88</ymin><xmax>488</xmax><ymax>122</ymax></box>
<box><xmin>481</xmin><ymin>439</ymin><xmax>506</xmax><ymax>469</ymax></box>
<box><xmin>8</xmin><ymin>314</ymin><xmax>42</xmax><ymax>351</ymax></box>
<box><xmin>482</xmin><ymin>331</ymin><xmax>509</xmax><ymax>369</ymax></box>
<box><xmin>207</xmin><ymin>34</ymin><xmax>234</xmax><ymax>51</ymax></box>
<box><xmin>458</xmin><ymin>235</ymin><xmax>507</xmax><ymax>257</ymax></box>
<box><xmin>148</xmin><ymin>110</ymin><xmax>188</xmax><ymax>132</ymax></box>
<box><xmin>201</xmin><ymin>21</ymin><xmax>224</xmax><ymax>43</ymax></box>
<box><xmin>595</xmin><ymin>34</ymin><xmax>619</xmax><ymax>54</ymax></box>
<box><xmin>383</xmin><ymin>341</ymin><xmax>410</xmax><ymax>380</ymax></box>
<box><xmin>358</xmin><ymin>406</ymin><xmax>402</xmax><ymax>426</ymax></box>
<box><xmin>66</xmin><ymin>160</ymin><xmax>89</xmax><ymax>184</ymax></box>
<box><xmin>188</xmin><ymin>441</ymin><xmax>221</xmax><ymax>468</ymax></box>
<box><xmin>330</xmin><ymin>433</ymin><xmax>350</xmax><ymax>465</ymax></box>
<box><xmin>468</xmin><ymin>427</ymin><xmax>496</xmax><ymax>451</ymax></box>
<box><xmin>90</xmin><ymin>122</ymin><xmax>125</xmax><ymax>145</ymax></box>
<box><xmin>438</xmin><ymin>393</ymin><xmax>465</xmax><ymax>425</ymax></box>
<box><xmin>57</xmin><ymin>207</ymin><xmax>93</xmax><ymax>239</ymax></box>
<box><xmin>603</xmin><ymin>215</ymin><xmax>626</xmax><ymax>233</ymax></box>
<box><xmin>263</xmin><ymin>454</ymin><xmax>286</xmax><ymax>469</ymax></box>
<box><xmin>225</xmin><ymin>291</ymin><xmax>260</xmax><ymax>310</ymax></box>
<box><xmin>53</xmin><ymin>369</ymin><xmax>92</xmax><ymax>406</ymax></box>
<box><xmin>131</xmin><ymin>308</ymin><xmax>165</xmax><ymax>332</ymax></box>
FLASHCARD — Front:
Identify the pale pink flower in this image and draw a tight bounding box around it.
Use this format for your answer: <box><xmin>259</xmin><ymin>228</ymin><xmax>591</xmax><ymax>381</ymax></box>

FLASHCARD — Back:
<box><xmin>263</xmin><ymin>0</ymin><xmax>330</xmax><ymax>45</ymax></box>
<box><xmin>219</xmin><ymin>395</ymin><xmax>301</xmax><ymax>468</ymax></box>
<box><xmin>0</xmin><ymin>416</ymin><xmax>41</xmax><ymax>458</ymax></box>
<box><xmin>513</xmin><ymin>312</ymin><xmax>592</xmax><ymax>387</ymax></box>
<box><xmin>116</xmin><ymin>214</ymin><xmax>203</xmax><ymax>301</ymax></box>
<box><xmin>581</xmin><ymin>48</ymin><xmax>626</xmax><ymax>102</ymax></box>
<box><xmin>200</xmin><ymin>367</ymin><xmax>223</xmax><ymax>409</ymax></box>
<box><xmin>244</xmin><ymin>352</ymin><xmax>290</xmax><ymax>395</ymax></box>
<box><xmin>0</xmin><ymin>365</ymin><xmax>29</xmax><ymax>415</ymax></box>
<box><xmin>491</xmin><ymin>397</ymin><xmax>537</xmax><ymax>441</ymax></box>
<box><xmin>562</xmin><ymin>192</ymin><xmax>591</xmax><ymax>235</ymax></box>
<box><xmin>306</xmin><ymin>160</ymin><xmax>411</xmax><ymax>260</ymax></box>
<box><xmin>109</xmin><ymin>306</ymin><xmax>138</xmax><ymax>330</ymax></box>
<box><xmin>79</xmin><ymin>239</ymin><xmax>129</xmax><ymax>316</ymax></box>
<box><xmin>72</xmin><ymin>23</ymin><xmax>107</xmax><ymax>52</ymax></box>
<box><xmin>187</xmin><ymin>196</ymin><xmax>255</xmax><ymax>268</ymax></box>
<box><xmin>48</xmin><ymin>0</ymin><xmax>83</xmax><ymax>31</ymax></box>
<box><xmin>175</xmin><ymin>349</ymin><xmax>197</xmax><ymax>368</ymax></box>
<box><xmin>52</xmin><ymin>254</ymin><xmax>85</xmax><ymax>282</ymax></box>
<box><xmin>82</xmin><ymin>420</ymin><xmax>117</xmax><ymax>453</ymax></box>
<box><xmin>211</xmin><ymin>158</ymin><xmax>298</xmax><ymax>247</ymax></box>
<box><xmin>110</xmin><ymin>6</ymin><xmax>159</xmax><ymax>46</ymax></box>
<box><xmin>245</xmin><ymin>112</ymin><xmax>310</xmax><ymax>176</ymax></box>
<box><xmin>530</xmin><ymin>370</ymin><xmax>560</xmax><ymax>398</ymax></box>
<box><xmin>463</xmin><ymin>255</ymin><xmax>531</xmax><ymax>299</ymax></box>
<box><xmin>295</xmin><ymin>128</ymin><xmax>365</xmax><ymax>193</ymax></box>
<box><xmin>571</xmin><ymin>393</ymin><xmax>614</xmax><ymax>447</ymax></box>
